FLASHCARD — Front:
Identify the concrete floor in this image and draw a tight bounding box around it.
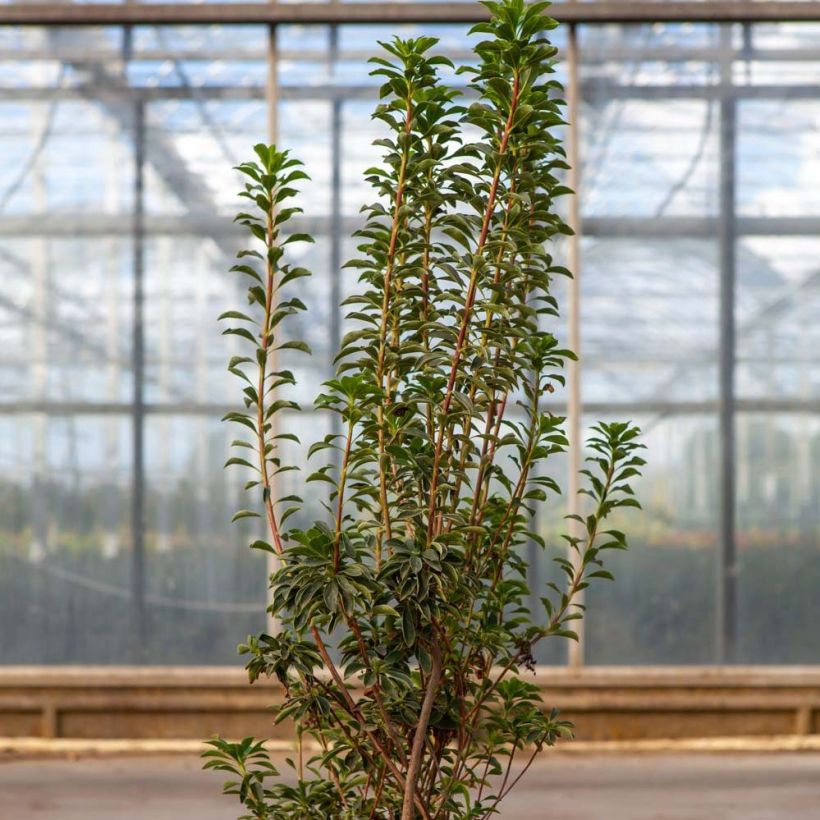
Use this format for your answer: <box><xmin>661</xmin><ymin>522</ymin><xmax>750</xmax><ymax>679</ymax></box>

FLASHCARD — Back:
<box><xmin>0</xmin><ymin>753</ymin><xmax>818</xmax><ymax>819</ymax></box>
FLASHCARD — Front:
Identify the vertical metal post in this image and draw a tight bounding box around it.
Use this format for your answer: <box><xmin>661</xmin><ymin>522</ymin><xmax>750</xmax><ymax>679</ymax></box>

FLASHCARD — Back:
<box><xmin>565</xmin><ymin>24</ymin><xmax>584</xmax><ymax>668</ymax></box>
<box><xmin>329</xmin><ymin>25</ymin><xmax>343</xmax><ymax>449</ymax></box>
<box><xmin>266</xmin><ymin>21</ymin><xmax>278</xmax><ymax>150</ymax></box>
<box><xmin>104</xmin><ymin>114</ymin><xmax>123</xmax><ymax>560</ymax></box>
<box><xmin>265</xmin><ymin>18</ymin><xmax>280</xmax><ymax>635</ymax></box>
<box><xmin>30</xmin><ymin>91</ymin><xmax>49</xmax><ymax>567</ymax></box>
<box><xmin>195</xmin><ymin>244</ymin><xmax>214</xmax><ymax>601</ymax></box>
<box><xmin>155</xmin><ymin>236</ymin><xmax>172</xmax><ymax>554</ymax></box>
<box><xmin>716</xmin><ymin>23</ymin><xmax>737</xmax><ymax>664</ymax></box>
<box><xmin>131</xmin><ymin>93</ymin><xmax>147</xmax><ymax>658</ymax></box>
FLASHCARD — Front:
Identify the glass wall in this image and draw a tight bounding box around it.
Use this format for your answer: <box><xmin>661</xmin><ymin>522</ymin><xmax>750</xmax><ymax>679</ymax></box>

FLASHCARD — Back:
<box><xmin>0</xmin><ymin>13</ymin><xmax>817</xmax><ymax>664</ymax></box>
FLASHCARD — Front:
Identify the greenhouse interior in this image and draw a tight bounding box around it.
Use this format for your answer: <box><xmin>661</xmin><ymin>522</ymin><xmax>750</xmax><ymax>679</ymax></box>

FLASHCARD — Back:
<box><xmin>0</xmin><ymin>2</ymin><xmax>818</xmax><ymax>819</ymax></box>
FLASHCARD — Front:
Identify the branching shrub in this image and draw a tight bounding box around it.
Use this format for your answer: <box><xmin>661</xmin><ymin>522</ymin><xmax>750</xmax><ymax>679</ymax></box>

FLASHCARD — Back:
<box><xmin>204</xmin><ymin>2</ymin><xmax>644</xmax><ymax>817</ymax></box>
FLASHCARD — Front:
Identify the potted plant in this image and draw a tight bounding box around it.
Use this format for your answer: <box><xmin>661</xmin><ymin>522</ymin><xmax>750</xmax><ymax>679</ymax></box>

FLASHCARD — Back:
<box><xmin>205</xmin><ymin>1</ymin><xmax>644</xmax><ymax>816</ymax></box>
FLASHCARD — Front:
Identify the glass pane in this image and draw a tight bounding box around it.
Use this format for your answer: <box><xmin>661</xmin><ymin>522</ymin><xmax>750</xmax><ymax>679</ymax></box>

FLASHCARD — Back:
<box><xmin>0</xmin><ymin>238</ymin><xmax>134</xmax><ymax>404</ymax></box>
<box><xmin>737</xmin><ymin>412</ymin><xmax>820</xmax><ymax>663</ymax></box>
<box><xmin>0</xmin><ymin>24</ymin><xmax>272</xmax><ymax>664</ymax></box>
<box><xmin>734</xmin><ymin>49</ymin><xmax>820</xmax><ymax>665</ymax></box>
<box><xmin>736</xmin><ymin>22</ymin><xmax>820</xmax><ymax>86</ymax></box>
<box><xmin>738</xmin><ymin>101</ymin><xmax>820</xmax><ymax>217</ymax></box>
<box><xmin>580</xmin><ymin>23</ymin><xmax>720</xmax><ymax>219</ymax></box>
<box><xmin>578</xmin><ymin>22</ymin><xmax>721</xmax><ymax>415</ymax></box>
<box><xmin>0</xmin><ymin>414</ymin><xmax>133</xmax><ymax>663</ymax></box>
<box><xmin>142</xmin><ymin>415</ymin><xmax>265</xmax><ymax>664</ymax></box>
<box><xmin>0</xmin><ymin>25</ymin><xmax>135</xmax><ymax>406</ymax></box>
<box><xmin>736</xmin><ymin>236</ymin><xmax>820</xmax><ymax>401</ymax></box>
<box><xmin>580</xmin><ymin>238</ymin><xmax>719</xmax><ymax>405</ymax></box>
<box><xmin>585</xmin><ymin>414</ymin><xmax>719</xmax><ymax>664</ymax></box>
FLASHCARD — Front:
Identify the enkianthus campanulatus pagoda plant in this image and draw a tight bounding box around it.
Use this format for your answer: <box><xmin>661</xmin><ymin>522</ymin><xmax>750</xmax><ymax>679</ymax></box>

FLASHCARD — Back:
<box><xmin>204</xmin><ymin>1</ymin><xmax>644</xmax><ymax>817</ymax></box>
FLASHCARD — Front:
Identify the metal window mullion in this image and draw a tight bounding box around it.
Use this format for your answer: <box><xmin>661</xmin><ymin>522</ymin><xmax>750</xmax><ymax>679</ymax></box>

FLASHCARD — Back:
<box><xmin>265</xmin><ymin>18</ymin><xmax>281</xmax><ymax>636</ymax></box>
<box><xmin>131</xmin><ymin>91</ymin><xmax>147</xmax><ymax>660</ymax></box>
<box><xmin>566</xmin><ymin>23</ymin><xmax>584</xmax><ymax>668</ymax></box>
<box><xmin>329</xmin><ymin>24</ymin><xmax>343</xmax><ymax>454</ymax></box>
<box><xmin>716</xmin><ymin>23</ymin><xmax>738</xmax><ymax>664</ymax></box>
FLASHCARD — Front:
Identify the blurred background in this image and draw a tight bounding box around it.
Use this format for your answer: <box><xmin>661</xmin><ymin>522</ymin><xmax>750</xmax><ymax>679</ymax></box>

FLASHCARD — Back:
<box><xmin>0</xmin><ymin>1</ymin><xmax>817</xmax><ymax>683</ymax></box>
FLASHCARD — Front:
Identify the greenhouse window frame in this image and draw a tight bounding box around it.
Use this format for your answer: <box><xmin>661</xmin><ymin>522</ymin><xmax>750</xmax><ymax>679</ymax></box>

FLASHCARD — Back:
<box><xmin>0</xmin><ymin>1</ymin><xmax>818</xmax><ymax>667</ymax></box>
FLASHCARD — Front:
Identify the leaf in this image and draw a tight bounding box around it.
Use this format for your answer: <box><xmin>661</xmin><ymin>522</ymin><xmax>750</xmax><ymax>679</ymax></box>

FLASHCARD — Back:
<box><xmin>306</xmin><ymin>472</ymin><xmax>335</xmax><ymax>484</ymax></box>
<box><xmin>276</xmin><ymin>340</ymin><xmax>312</xmax><ymax>354</ymax></box>
<box><xmin>401</xmin><ymin>608</ymin><xmax>416</xmax><ymax>646</ymax></box>
<box><xmin>282</xmin><ymin>233</ymin><xmax>315</xmax><ymax>246</ymax></box>
<box><xmin>224</xmin><ymin>457</ymin><xmax>258</xmax><ymax>471</ymax></box>
<box><xmin>231</xmin><ymin>510</ymin><xmax>260</xmax><ymax>522</ymax></box>
<box><xmin>222</xmin><ymin>327</ymin><xmax>258</xmax><ymax>345</ymax></box>
<box><xmin>250</xmin><ymin>540</ymin><xmax>276</xmax><ymax>554</ymax></box>
<box><xmin>218</xmin><ymin>310</ymin><xmax>254</xmax><ymax>323</ymax></box>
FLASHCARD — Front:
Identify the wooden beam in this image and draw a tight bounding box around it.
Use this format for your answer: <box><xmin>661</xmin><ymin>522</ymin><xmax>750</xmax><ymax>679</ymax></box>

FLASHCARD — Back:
<box><xmin>2</xmin><ymin>664</ymin><xmax>820</xmax><ymax>688</ymax></box>
<box><xmin>1</xmin><ymin>666</ymin><xmax>818</xmax><ymax>743</ymax></box>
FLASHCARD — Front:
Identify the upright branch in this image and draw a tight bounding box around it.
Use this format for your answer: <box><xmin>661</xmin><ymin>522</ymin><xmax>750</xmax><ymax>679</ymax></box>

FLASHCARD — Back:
<box><xmin>219</xmin><ymin>144</ymin><xmax>313</xmax><ymax>556</ymax></box>
<box><xmin>425</xmin><ymin>67</ymin><xmax>521</xmax><ymax>541</ymax></box>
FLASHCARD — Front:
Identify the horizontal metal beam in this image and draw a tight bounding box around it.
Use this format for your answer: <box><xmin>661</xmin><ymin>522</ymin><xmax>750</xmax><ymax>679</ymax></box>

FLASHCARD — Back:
<box><xmin>1</xmin><ymin>81</ymin><xmax>816</xmax><ymax>105</ymax></box>
<box><xmin>0</xmin><ymin>398</ymin><xmax>816</xmax><ymax>416</ymax></box>
<box><xmin>584</xmin><ymin>216</ymin><xmax>820</xmax><ymax>238</ymax></box>
<box><xmin>2</xmin><ymin>214</ymin><xmax>820</xmax><ymax>239</ymax></box>
<box><xmin>0</xmin><ymin>2</ymin><xmax>819</xmax><ymax>26</ymax></box>
<box><xmin>2</xmin><ymin>46</ymin><xmax>820</xmax><ymax>64</ymax></box>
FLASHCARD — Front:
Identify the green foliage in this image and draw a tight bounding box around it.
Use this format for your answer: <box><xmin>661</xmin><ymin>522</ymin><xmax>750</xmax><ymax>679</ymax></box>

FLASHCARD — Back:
<box><xmin>206</xmin><ymin>2</ymin><xmax>644</xmax><ymax>817</ymax></box>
